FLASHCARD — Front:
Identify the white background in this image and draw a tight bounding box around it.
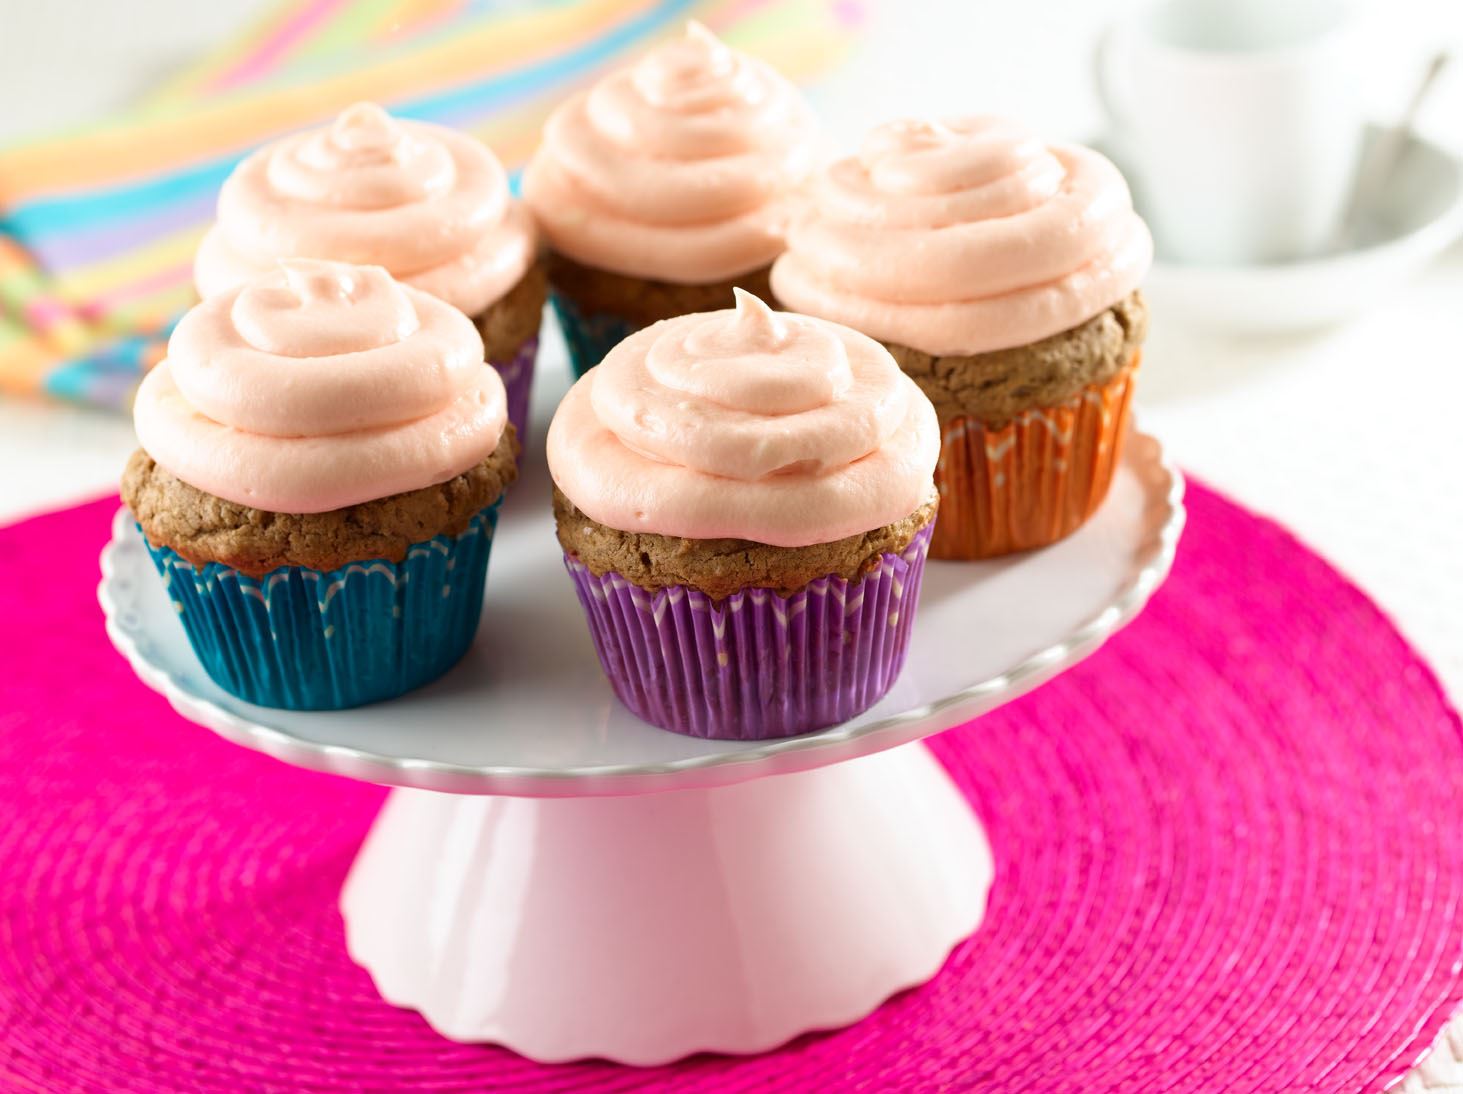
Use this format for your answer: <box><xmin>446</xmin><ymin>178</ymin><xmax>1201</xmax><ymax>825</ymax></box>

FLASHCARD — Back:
<box><xmin>2</xmin><ymin>1</ymin><xmax>1462</xmax><ymax>1086</ymax></box>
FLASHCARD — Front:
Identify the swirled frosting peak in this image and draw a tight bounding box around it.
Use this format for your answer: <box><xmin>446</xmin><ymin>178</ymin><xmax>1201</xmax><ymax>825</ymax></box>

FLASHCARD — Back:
<box><xmin>233</xmin><ymin>259</ymin><xmax>420</xmax><ymax>357</ymax></box>
<box><xmin>136</xmin><ymin>260</ymin><xmax>507</xmax><ymax>514</ymax></box>
<box><xmin>195</xmin><ymin>102</ymin><xmax>535</xmax><ymax>316</ymax></box>
<box><xmin>547</xmin><ymin>290</ymin><xmax>939</xmax><ymax>546</ymax></box>
<box><xmin>771</xmin><ymin>116</ymin><xmax>1153</xmax><ymax>356</ymax></box>
<box><xmin>522</xmin><ymin>23</ymin><xmax>819</xmax><ymax>283</ymax></box>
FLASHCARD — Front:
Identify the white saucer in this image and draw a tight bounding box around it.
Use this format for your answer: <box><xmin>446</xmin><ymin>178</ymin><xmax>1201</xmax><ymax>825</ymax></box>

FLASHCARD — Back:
<box><xmin>1103</xmin><ymin>126</ymin><xmax>1463</xmax><ymax>334</ymax></box>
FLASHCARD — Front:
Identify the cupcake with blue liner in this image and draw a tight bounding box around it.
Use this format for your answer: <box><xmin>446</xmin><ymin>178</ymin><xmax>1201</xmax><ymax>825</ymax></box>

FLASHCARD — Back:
<box><xmin>547</xmin><ymin>290</ymin><xmax>940</xmax><ymax>739</ymax></box>
<box><xmin>522</xmin><ymin>23</ymin><xmax>818</xmax><ymax>377</ymax></box>
<box><xmin>121</xmin><ymin>259</ymin><xmax>517</xmax><ymax>710</ymax></box>
<box><xmin>194</xmin><ymin>102</ymin><xmax>544</xmax><ymax>446</ymax></box>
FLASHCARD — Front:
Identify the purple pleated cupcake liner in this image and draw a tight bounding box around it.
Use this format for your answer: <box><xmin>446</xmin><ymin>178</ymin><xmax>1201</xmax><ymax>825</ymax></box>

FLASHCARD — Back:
<box><xmin>490</xmin><ymin>334</ymin><xmax>538</xmax><ymax>450</ymax></box>
<box><xmin>564</xmin><ymin>523</ymin><xmax>934</xmax><ymax>740</ymax></box>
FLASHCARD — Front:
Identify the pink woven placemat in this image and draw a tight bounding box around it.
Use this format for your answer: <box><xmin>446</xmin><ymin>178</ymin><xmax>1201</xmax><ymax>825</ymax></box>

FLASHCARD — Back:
<box><xmin>2</xmin><ymin>484</ymin><xmax>1461</xmax><ymax>1091</ymax></box>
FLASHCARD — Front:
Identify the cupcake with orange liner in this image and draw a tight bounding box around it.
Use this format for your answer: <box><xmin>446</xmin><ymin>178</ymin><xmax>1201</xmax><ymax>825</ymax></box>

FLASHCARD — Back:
<box><xmin>771</xmin><ymin>117</ymin><xmax>1152</xmax><ymax>560</ymax></box>
<box><xmin>194</xmin><ymin>102</ymin><xmax>544</xmax><ymax>444</ymax></box>
<box><xmin>547</xmin><ymin>290</ymin><xmax>939</xmax><ymax>740</ymax></box>
<box><xmin>522</xmin><ymin>22</ymin><xmax>818</xmax><ymax>377</ymax></box>
<box><xmin>123</xmin><ymin>260</ymin><xmax>518</xmax><ymax>710</ymax></box>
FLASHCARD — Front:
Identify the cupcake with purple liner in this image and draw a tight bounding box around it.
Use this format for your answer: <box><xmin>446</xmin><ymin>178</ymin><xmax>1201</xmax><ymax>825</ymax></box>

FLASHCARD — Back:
<box><xmin>122</xmin><ymin>260</ymin><xmax>518</xmax><ymax>710</ymax></box>
<box><xmin>194</xmin><ymin>102</ymin><xmax>544</xmax><ymax>445</ymax></box>
<box><xmin>522</xmin><ymin>23</ymin><xmax>818</xmax><ymax>377</ymax></box>
<box><xmin>546</xmin><ymin>289</ymin><xmax>940</xmax><ymax>739</ymax></box>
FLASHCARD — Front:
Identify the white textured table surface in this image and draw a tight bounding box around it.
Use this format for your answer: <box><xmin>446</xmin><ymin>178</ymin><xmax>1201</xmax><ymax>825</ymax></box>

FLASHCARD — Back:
<box><xmin>3</xmin><ymin>0</ymin><xmax>1462</xmax><ymax>1086</ymax></box>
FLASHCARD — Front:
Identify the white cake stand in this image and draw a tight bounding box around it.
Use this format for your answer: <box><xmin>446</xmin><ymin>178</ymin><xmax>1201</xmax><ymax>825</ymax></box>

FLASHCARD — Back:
<box><xmin>99</xmin><ymin>402</ymin><xmax>1183</xmax><ymax>1065</ymax></box>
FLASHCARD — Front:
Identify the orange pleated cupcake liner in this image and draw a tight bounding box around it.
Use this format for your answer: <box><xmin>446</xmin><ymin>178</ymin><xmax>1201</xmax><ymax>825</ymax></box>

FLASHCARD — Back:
<box><xmin>931</xmin><ymin>354</ymin><xmax>1139</xmax><ymax>561</ymax></box>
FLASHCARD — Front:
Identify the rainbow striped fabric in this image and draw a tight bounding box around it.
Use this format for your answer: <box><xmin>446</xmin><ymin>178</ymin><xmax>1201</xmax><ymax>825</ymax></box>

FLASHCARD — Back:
<box><xmin>0</xmin><ymin>0</ymin><xmax>864</xmax><ymax>409</ymax></box>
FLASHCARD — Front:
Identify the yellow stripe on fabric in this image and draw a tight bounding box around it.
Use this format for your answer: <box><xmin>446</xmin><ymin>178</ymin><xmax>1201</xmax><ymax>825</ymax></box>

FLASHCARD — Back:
<box><xmin>48</xmin><ymin>229</ymin><xmax>202</xmax><ymax>307</ymax></box>
<box><xmin>718</xmin><ymin>0</ymin><xmax>860</xmax><ymax>71</ymax></box>
<box><xmin>367</xmin><ymin>0</ymin><xmax>469</xmax><ymax>45</ymax></box>
<box><xmin>297</xmin><ymin>0</ymin><xmax>400</xmax><ymax>67</ymax></box>
<box><xmin>95</xmin><ymin>292</ymin><xmax>193</xmax><ymax>336</ymax></box>
<box><xmin>0</xmin><ymin>319</ymin><xmax>58</xmax><ymax>394</ymax></box>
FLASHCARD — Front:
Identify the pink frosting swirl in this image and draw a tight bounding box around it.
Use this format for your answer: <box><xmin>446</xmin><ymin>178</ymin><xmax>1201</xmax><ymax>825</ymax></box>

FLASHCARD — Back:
<box><xmin>771</xmin><ymin>117</ymin><xmax>1153</xmax><ymax>356</ymax></box>
<box><xmin>195</xmin><ymin>103</ymin><xmax>536</xmax><ymax>315</ymax></box>
<box><xmin>547</xmin><ymin>290</ymin><xmax>938</xmax><ymax>546</ymax></box>
<box><xmin>522</xmin><ymin>23</ymin><xmax>818</xmax><ymax>283</ymax></box>
<box><xmin>136</xmin><ymin>260</ymin><xmax>508</xmax><ymax>514</ymax></box>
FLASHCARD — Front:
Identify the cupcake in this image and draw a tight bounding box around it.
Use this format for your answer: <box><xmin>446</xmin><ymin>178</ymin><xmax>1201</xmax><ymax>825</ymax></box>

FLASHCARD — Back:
<box><xmin>771</xmin><ymin>117</ymin><xmax>1153</xmax><ymax>560</ymax></box>
<box><xmin>546</xmin><ymin>290</ymin><xmax>939</xmax><ymax>739</ymax></box>
<box><xmin>122</xmin><ymin>260</ymin><xmax>518</xmax><ymax>710</ymax></box>
<box><xmin>194</xmin><ymin>102</ymin><xmax>544</xmax><ymax>444</ymax></box>
<box><xmin>522</xmin><ymin>22</ymin><xmax>818</xmax><ymax>377</ymax></box>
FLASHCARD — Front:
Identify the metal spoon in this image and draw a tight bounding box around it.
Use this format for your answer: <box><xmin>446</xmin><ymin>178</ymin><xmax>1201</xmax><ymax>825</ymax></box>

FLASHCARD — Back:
<box><xmin>1333</xmin><ymin>51</ymin><xmax>1451</xmax><ymax>251</ymax></box>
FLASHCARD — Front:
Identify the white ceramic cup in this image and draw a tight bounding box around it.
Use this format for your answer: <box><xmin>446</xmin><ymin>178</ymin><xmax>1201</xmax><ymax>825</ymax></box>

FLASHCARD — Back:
<box><xmin>1097</xmin><ymin>0</ymin><xmax>1363</xmax><ymax>265</ymax></box>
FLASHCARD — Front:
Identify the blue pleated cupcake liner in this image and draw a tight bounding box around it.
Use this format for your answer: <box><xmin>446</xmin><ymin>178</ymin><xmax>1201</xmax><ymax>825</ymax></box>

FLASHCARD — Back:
<box><xmin>491</xmin><ymin>334</ymin><xmax>538</xmax><ymax>451</ymax></box>
<box><xmin>549</xmin><ymin>291</ymin><xmax>640</xmax><ymax>378</ymax></box>
<box><xmin>142</xmin><ymin>504</ymin><xmax>500</xmax><ymax>710</ymax></box>
<box><xmin>564</xmin><ymin>523</ymin><xmax>934</xmax><ymax>739</ymax></box>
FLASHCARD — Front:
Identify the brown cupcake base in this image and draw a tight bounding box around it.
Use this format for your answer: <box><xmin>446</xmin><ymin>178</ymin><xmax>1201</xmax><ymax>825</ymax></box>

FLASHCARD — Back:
<box><xmin>473</xmin><ymin>260</ymin><xmax>548</xmax><ymax>362</ymax></box>
<box><xmin>122</xmin><ymin>426</ymin><xmax>519</xmax><ymax>577</ymax></box>
<box><xmin>553</xmin><ymin>487</ymin><xmax>940</xmax><ymax>600</ymax></box>
<box><xmin>545</xmin><ymin>251</ymin><xmax>773</xmax><ymax>329</ymax></box>
<box><xmin>884</xmin><ymin>291</ymin><xmax>1147</xmax><ymax>427</ymax></box>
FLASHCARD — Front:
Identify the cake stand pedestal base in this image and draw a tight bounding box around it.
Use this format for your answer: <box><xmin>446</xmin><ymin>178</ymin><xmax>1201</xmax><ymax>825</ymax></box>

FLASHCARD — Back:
<box><xmin>340</xmin><ymin>741</ymin><xmax>991</xmax><ymax>1065</ymax></box>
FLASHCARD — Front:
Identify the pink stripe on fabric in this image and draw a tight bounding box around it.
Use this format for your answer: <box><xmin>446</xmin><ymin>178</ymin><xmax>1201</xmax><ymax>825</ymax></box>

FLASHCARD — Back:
<box><xmin>204</xmin><ymin>0</ymin><xmax>346</xmax><ymax>95</ymax></box>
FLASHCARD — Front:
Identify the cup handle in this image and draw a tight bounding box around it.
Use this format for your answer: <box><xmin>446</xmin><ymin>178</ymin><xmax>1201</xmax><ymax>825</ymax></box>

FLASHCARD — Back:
<box><xmin>1093</xmin><ymin>22</ymin><xmax>1133</xmax><ymax>134</ymax></box>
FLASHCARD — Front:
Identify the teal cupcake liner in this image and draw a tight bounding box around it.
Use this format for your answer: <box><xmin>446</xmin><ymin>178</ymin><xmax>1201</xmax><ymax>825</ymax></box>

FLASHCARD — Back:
<box><xmin>550</xmin><ymin>291</ymin><xmax>640</xmax><ymax>378</ymax></box>
<box><xmin>142</xmin><ymin>504</ymin><xmax>500</xmax><ymax>710</ymax></box>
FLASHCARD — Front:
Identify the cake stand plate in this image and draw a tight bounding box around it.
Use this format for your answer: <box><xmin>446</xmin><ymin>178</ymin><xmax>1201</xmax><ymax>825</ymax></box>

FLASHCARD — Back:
<box><xmin>99</xmin><ymin>429</ymin><xmax>1183</xmax><ymax>1065</ymax></box>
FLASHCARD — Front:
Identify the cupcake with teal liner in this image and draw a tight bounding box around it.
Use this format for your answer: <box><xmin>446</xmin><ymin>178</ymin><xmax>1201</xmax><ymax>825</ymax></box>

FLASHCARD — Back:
<box><xmin>194</xmin><ymin>102</ymin><xmax>545</xmax><ymax>445</ymax></box>
<box><xmin>122</xmin><ymin>260</ymin><xmax>518</xmax><ymax>710</ymax></box>
<box><xmin>546</xmin><ymin>290</ymin><xmax>940</xmax><ymax>739</ymax></box>
<box><xmin>522</xmin><ymin>22</ymin><xmax>818</xmax><ymax>377</ymax></box>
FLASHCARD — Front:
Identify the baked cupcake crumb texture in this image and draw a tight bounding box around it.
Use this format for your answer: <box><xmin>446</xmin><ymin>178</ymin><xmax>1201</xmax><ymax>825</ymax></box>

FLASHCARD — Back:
<box><xmin>475</xmin><ymin>259</ymin><xmax>548</xmax><ymax>361</ymax></box>
<box><xmin>124</xmin><ymin>430</ymin><xmax>517</xmax><ymax>577</ymax></box>
<box><xmin>554</xmin><ymin>487</ymin><xmax>937</xmax><ymax>599</ymax></box>
<box><xmin>890</xmin><ymin>291</ymin><xmax>1148</xmax><ymax>426</ymax></box>
<box><xmin>544</xmin><ymin>250</ymin><xmax>773</xmax><ymax>327</ymax></box>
